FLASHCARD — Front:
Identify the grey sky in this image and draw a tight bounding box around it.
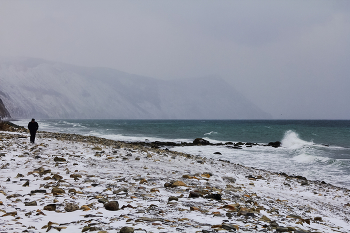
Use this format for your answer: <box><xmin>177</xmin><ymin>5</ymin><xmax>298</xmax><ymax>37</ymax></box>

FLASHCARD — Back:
<box><xmin>1</xmin><ymin>0</ymin><xmax>349</xmax><ymax>119</ymax></box>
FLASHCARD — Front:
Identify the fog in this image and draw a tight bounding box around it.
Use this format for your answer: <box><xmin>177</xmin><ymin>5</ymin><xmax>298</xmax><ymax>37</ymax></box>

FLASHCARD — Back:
<box><xmin>1</xmin><ymin>0</ymin><xmax>349</xmax><ymax>119</ymax></box>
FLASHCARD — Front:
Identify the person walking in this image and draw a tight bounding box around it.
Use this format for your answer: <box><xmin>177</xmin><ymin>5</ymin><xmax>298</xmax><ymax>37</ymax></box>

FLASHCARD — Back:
<box><xmin>28</xmin><ymin>118</ymin><xmax>39</xmax><ymax>143</ymax></box>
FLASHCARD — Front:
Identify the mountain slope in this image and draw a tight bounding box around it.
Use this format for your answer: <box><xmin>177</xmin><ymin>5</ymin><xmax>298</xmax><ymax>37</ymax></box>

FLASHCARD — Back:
<box><xmin>0</xmin><ymin>98</ymin><xmax>10</xmax><ymax>119</ymax></box>
<box><xmin>0</xmin><ymin>57</ymin><xmax>271</xmax><ymax>119</ymax></box>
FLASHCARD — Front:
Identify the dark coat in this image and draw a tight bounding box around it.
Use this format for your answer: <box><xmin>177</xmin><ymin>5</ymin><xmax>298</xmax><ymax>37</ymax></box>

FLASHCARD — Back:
<box><xmin>28</xmin><ymin>121</ymin><xmax>39</xmax><ymax>132</ymax></box>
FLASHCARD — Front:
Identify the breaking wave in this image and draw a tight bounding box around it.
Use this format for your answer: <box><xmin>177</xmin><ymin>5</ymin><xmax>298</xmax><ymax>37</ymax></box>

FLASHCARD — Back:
<box><xmin>281</xmin><ymin>130</ymin><xmax>313</xmax><ymax>149</ymax></box>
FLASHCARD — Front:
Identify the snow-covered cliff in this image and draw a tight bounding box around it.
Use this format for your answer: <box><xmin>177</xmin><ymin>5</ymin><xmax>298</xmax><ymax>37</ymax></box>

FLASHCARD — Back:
<box><xmin>0</xmin><ymin>57</ymin><xmax>271</xmax><ymax>119</ymax></box>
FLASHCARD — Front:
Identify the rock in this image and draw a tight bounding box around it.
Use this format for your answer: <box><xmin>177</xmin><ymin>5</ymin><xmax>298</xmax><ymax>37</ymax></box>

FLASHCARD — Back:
<box><xmin>52</xmin><ymin>187</ymin><xmax>65</xmax><ymax>195</ymax></box>
<box><xmin>168</xmin><ymin>196</ymin><xmax>178</xmax><ymax>202</ymax></box>
<box><xmin>314</xmin><ymin>217</ymin><xmax>323</xmax><ymax>221</ymax></box>
<box><xmin>204</xmin><ymin>193</ymin><xmax>221</xmax><ymax>200</ymax></box>
<box><xmin>201</xmin><ymin>173</ymin><xmax>212</xmax><ymax>178</ymax></box>
<box><xmin>54</xmin><ymin>157</ymin><xmax>66</xmax><ymax>162</ymax></box>
<box><xmin>70</xmin><ymin>174</ymin><xmax>82</xmax><ymax>180</ymax></box>
<box><xmin>270</xmin><ymin>221</ymin><xmax>279</xmax><ymax>227</ymax></box>
<box><xmin>104</xmin><ymin>201</ymin><xmax>119</xmax><ymax>211</ymax></box>
<box><xmin>223</xmin><ymin>176</ymin><xmax>236</xmax><ymax>183</ymax></box>
<box><xmin>52</xmin><ymin>174</ymin><xmax>63</xmax><ymax>181</ymax></box>
<box><xmin>22</xmin><ymin>180</ymin><xmax>29</xmax><ymax>187</ymax></box>
<box><xmin>81</xmin><ymin>205</ymin><xmax>91</xmax><ymax>211</ymax></box>
<box><xmin>82</xmin><ymin>226</ymin><xmax>99</xmax><ymax>232</ymax></box>
<box><xmin>98</xmin><ymin>198</ymin><xmax>109</xmax><ymax>204</ymax></box>
<box><xmin>164</xmin><ymin>182</ymin><xmax>172</xmax><ymax>188</ymax></box>
<box><xmin>259</xmin><ymin>215</ymin><xmax>271</xmax><ymax>222</ymax></box>
<box><xmin>43</xmin><ymin>204</ymin><xmax>56</xmax><ymax>211</ymax></box>
<box><xmin>189</xmin><ymin>191</ymin><xmax>200</xmax><ymax>198</ymax></box>
<box><xmin>114</xmin><ymin>187</ymin><xmax>128</xmax><ymax>194</ymax></box>
<box><xmin>221</xmin><ymin>223</ymin><xmax>237</xmax><ymax>231</ymax></box>
<box><xmin>31</xmin><ymin>189</ymin><xmax>46</xmax><ymax>194</ymax></box>
<box><xmin>276</xmin><ymin>227</ymin><xmax>289</xmax><ymax>232</ymax></box>
<box><xmin>68</xmin><ymin>188</ymin><xmax>77</xmax><ymax>194</ymax></box>
<box><xmin>213</xmin><ymin>152</ymin><xmax>222</xmax><ymax>155</ymax></box>
<box><xmin>193</xmin><ymin>138</ymin><xmax>210</xmax><ymax>145</ymax></box>
<box><xmin>301</xmin><ymin>180</ymin><xmax>309</xmax><ymax>186</ymax></box>
<box><xmin>65</xmin><ymin>202</ymin><xmax>79</xmax><ymax>212</ymax></box>
<box><xmin>267</xmin><ymin>141</ymin><xmax>281</xmax><ymax>148</ymax></box>
<box><xmin>171</xmin><ymin>180</ymin><xmax>186</xmax><ymax>187</ymax></box>
<box><xmin>119</xmin><ymin>226</ymin><xmax>134</xmax><ymax>233</ymax></box>
<box><xmin>24</xmin><ymin>201</ymin><xmax>37</xmax><ymax>206</ymax></box>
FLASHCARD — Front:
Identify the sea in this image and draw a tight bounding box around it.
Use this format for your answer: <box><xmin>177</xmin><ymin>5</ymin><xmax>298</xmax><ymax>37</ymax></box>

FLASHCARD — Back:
<box><xmin>13</xmin><ymin>119</ymin><xmax>350</xmax><ymax>188</ymax></box>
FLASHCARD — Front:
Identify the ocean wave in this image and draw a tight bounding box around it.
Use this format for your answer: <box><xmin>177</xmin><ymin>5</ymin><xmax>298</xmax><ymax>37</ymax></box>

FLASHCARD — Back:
<box><xmin>281</xmin><ymin>130</ymin><xmax>313</xmax><ymax>149</ymax></box>
<box><xmin>204</xmin><ymin>131</ymin><xmax>218</xmax><ymax>135</ymax></box>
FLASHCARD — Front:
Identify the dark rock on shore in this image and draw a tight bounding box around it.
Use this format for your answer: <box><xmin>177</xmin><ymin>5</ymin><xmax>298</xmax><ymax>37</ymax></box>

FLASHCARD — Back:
<box><xmin>267</xmin><ymin>141</ymin><xmax>281</xmax><ymax>148</ymax></box>
<box><xmin>104</xmin><ymin>201</ymin><xmax>119</xmax><ymax>211</ymax></box>
<box><xmin>193</xmin><ymin>138</ymin><xmax>210</xmax><ymax>145</ymax></box>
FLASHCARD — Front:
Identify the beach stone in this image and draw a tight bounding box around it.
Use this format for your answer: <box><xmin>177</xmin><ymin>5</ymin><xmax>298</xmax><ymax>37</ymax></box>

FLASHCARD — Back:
<box><xmin>114</xmin><ymin>187</ymin><xmax>128</xmax><ymax>194</ymax></box>
<box><xmin>98</xmin><ymin>198</ymin><xmax>109</xmax><ymax>204</ymax></box>
<box><xmin>189</xmin><ymin>191</ymin><xmax>200</xmax><ymax>198</ymax></box>
<box><xmin>68</xmin><ymin>188</ymin><xmax>77</xmax><ymax>194</ymax></box>
<box><xmin>119</xmin><ymin>227</ymin><xmax>134</xmax><ymax>233</ymax></box>
<box><xmin>24</xmin><ymin>201</ymin><xmax>37</xmax><ymax>206</ymax></box>
<box><xmin>270</xmin><ymin>221</ymin><xmax>279</xmax><ymax>227</ymax></box>
<box><xmin>259</xmin><ymin>215</ymin><xmax>271</xmax><ymax>222</ymax></box>
<box><xmin>193</xmin><ymin>138</ymin><xmax>210</xmax><ymax>145</ymax></box>
<box><xmin>221</xmin><ymin>223</ymin><xmax>237</xmax><ymax>231</ymax></box>
<box><xmin>43</xmin><ymin>204</ymin><xmax>56</xmax><ymax>211</ymax></box>
<box><xmin>301</xmin><ymin>180</ymin><xmax>309</xmax><ymax>186</ymax></box>
<box><xmin>82</xmin><ymin>226</ymin><xmax>99</xmax><ymax>232</ymax></box>
<box><xmin>54</xmin><ymin>157</ymin><xmax>66</xmax><ymax>162</ymax></box>
<box><xmin>80</xmin><ymin>205</ymin><xmax>91</xmax><ymax>211</ymax></box>
<box><xmin>22</xmin><ymin>180</ymin><xmax>29</xmax><ymax>187</ymax></box>
<box><xmin>223</xmin><ymin>176</ymin><xmax>236</xmax><ymax>183</ymax></box>
<box><xmin>201</xmin><ymin>173</ymin><xmax>212</xmax><ymax>178</ymax></box>
<box><xmin>168</xmin><ymin>196</ymin><xmax>178</xmax><ymax>202</ymax></box>
<box><xmin>204</xmin><ymin>193</ymin><xmax>221</xmax><ymax>200</ymax></box>
<box><xmin>268</xmin><ymin>141</ymin><xmax>281</xmax><ymax>148</ymax></box>
<box><xmin>52</xmin><ymin>187</ymin><xmax>65</xmax><ymax>195</ymax></box>
<box><xmin>104</xmin><ymin>201</ymin><xmax>119</xmax><ymax>211</ymax></box>
<box><xmin>52</xmin><ymin>174</ymin><xmax>63</xmax><ymax>181</ymax></box>
<box><xmin>65</xmin><ymin>202</ymin><xmax>79</xmax><ymax>212</ymax></box>
<box><xmin>171</xmin><ymin>180</ymin><xmax>186</xmax><ymax>187</ymax></box>
<box><xmin>276</xmin><ymin>227</ymin><xmax>289</xmax><ymax>232</ymax></box>
<box><xmin>70</xmin><ymin>174</ymin><xmax>82</xmax><ymax>180</ymax></box>
<box><xmin>31</xmin><ymin>189</ymin><xmax>46</xmax><ymax>194</ymax></box>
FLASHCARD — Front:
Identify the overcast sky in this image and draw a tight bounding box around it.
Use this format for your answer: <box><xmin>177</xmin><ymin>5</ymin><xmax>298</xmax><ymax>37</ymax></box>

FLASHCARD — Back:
<box><xmin>1</xmin><ymin>0</ymin><xmax>349</xmax><ymax>119</ymax></box>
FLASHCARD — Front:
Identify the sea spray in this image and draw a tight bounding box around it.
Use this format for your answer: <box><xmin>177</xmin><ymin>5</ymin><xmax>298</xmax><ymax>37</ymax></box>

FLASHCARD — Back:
<box><xmin>281</xmin><ymin>130</ymin><xmax>313</xmax><ymax>149</ymax></box>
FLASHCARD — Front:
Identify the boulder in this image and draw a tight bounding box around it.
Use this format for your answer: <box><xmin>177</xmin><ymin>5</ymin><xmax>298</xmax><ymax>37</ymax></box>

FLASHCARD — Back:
<box><xmin>65</xmin><ymin>202</ymin><xmax>79</xmax><ymax>212</ymax></box>
<box><xmin>267</xmin><ymin>141</ymin><xmax>281</xmax><ymax>148</ymax></box>
<box><xmin>104</xmin><ymin>201</ymin><xmax>119</xmax><ymax>211</ymax></box>
<box><xmin>43</xmin><ymin>204</ymin><xmax>56</xmax><ymax>211</ymax></box>
<box><xmin>120</xmin><ymin>227</ymin><xmax>134</xmax><ymax>233</ymax></box>
<box><xmin>24</xmin><ymin>201</ymin><xmax>37</xmax><ymax>206</ymax></box>
<box><xmin>193</xmin><ymin>138</ymin><xmax>210</xmax><ymax>145</ymax></box>
<box><xmin>52</xmin><ymin>187</ymin><xmax>65</xmax><ymax>195</ymax></box>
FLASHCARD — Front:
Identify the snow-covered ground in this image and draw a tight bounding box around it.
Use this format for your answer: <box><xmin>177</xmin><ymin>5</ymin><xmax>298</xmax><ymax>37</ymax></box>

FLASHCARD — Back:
<box><xmin>1</xmin><ymin>129</ymin><xmax>350</xmax><ymax>232</ymax></box>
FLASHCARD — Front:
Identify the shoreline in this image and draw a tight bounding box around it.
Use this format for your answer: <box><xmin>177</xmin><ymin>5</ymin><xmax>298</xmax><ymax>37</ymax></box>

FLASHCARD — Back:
<box><xmin>1</xmin><ymin>123</ymin><xmax>350</xmax><ymax>232</ymax></box>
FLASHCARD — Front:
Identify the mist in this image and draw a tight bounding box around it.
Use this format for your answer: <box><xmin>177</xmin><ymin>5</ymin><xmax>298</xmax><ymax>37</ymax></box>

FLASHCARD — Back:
<box><xmin>1</xmin><ymin>0</ymin><xmax>349</xmax><ymax>119</ymax></box>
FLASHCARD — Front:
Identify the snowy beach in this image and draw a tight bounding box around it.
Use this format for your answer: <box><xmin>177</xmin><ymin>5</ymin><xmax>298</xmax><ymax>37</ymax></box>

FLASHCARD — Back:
<box><xmin>1</xmin><ymin>124</ymin><xmax>350</xmax><ymax>232</ymax></box>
